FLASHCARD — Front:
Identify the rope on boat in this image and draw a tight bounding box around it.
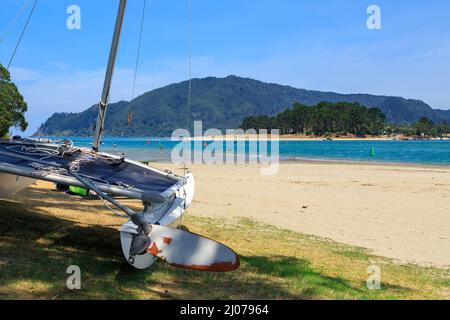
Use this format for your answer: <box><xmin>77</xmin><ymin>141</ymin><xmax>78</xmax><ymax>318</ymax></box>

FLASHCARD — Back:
<box><xmin>100</xmin><ymin>197</ymin><xmax>129</xmax><ymax>218</ymax></box>
<box><xmin>29</xmin><ymin>162</ymin><xmax>68</xmax><ymax>175</ymax></box>
<box><xmin>6</xmin><ymin>139</ymin><xmax>78</xmax><ymax>161</ymax></box>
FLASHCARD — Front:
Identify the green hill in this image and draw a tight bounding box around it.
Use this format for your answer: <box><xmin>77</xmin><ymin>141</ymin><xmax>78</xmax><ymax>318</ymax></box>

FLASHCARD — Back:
<box><xmin>34</xmin><ymin>75</ymin><xmax>450</xmax><ymax>137</ymax></box>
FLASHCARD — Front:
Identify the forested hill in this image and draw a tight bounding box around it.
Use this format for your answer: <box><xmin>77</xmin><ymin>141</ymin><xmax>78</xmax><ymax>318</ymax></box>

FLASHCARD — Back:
<box><xmin>34</xmin><ymin>76</ymin><xmax>450</xmax><ymax>137</ymax></box>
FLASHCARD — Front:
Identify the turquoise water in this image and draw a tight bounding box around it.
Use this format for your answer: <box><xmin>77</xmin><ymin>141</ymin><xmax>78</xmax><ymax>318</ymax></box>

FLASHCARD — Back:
<box><xmin>49</xmin><ymin>137</ymin><xmax>450</xmax><ymax>166</ymax></box>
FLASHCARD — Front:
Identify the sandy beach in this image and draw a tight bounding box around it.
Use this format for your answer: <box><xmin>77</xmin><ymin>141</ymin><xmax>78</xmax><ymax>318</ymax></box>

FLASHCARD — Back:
<box><xmin>151</xmin><ymin>161</ymin><xmax>450</xmax><ymax>268</ymax></box>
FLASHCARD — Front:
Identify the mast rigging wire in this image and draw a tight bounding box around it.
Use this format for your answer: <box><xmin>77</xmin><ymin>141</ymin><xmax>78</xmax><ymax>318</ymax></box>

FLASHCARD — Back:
<box><xmin>0</xmin><ymin>0</ymin><xmax>31</xmax><ymax>43</ymax></box>
<box><xmin>187</xmin><ymin>0</ymin><xmax>193</xmax><ymax>128</ymax></box>
<box><xmin>7</xmin><ymin>0</ymin><xmax>38</xmax><ymax>70</ymax></box>
<box><xmin>181</xmin><ymin>0</ymin><xmax>193</xmax><ymax>229</ymax></box>
<box><xmin>121</xmin><ymin>0</ymin><xmax>146</xmax><ymax>138</ymax></box>
<box><xmin>131</xmin><ymin>0</ymin><xmax>147</xmax><ymax>100</ymax></box>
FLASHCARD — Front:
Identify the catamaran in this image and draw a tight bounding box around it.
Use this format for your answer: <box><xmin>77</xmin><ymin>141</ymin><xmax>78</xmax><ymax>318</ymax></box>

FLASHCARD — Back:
<box><xmin>0</xmin><ymin>0</ymin><xmax>239</xmax><ymax>272</ymax></box>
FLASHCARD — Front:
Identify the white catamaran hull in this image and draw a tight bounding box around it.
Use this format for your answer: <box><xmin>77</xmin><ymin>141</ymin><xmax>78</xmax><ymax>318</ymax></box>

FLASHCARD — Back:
<box><xmin>0</xmin><ymin>173</ymin><xmax>35</xmax><ymax>198</ymax></box>
<box><xmin>119</xmin><ymin>171</ymin><xmax>195</xmax><ymax>269</ymax></box>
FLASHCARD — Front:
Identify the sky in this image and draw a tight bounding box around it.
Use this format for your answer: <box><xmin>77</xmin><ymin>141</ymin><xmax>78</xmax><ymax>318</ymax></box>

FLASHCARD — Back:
<box><xmin>0</xmin><ymin>0</ymin><xmax>450</xmax><ymax>135</ymax></box>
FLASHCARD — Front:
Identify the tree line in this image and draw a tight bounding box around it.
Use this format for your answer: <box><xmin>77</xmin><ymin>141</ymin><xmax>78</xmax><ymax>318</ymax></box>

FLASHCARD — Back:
<box><xmin>241</xmin><ymin>102</ymin><xmax>387</xmax><ymax>136</ymax></box>
<box><xmin>241</xmin><ymin>102</ymin><xmax>450</xmax><ymax>138</ymax></box>
<box><xmin>386</xmin><ymin>117</ymin><xmax>450</xmax><ymax>138</ymax></box>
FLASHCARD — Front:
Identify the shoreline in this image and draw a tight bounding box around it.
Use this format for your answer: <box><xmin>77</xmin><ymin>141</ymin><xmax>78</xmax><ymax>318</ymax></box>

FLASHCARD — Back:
<box><xmin>24</xmin><ymin>136</ymin><xmax>450</xmax><ymax>169</ymax></box>
<box><xmin>147</xmin><ymin>157</ymin><xmax>450</xmax><ymax>170</ymax></box>
<box><xmin>33</xmin><ymin>135</ymin><xmax>450</xmax><ymax>142</ymax></box>
<box><xmin>188</xmin><ymin>135</ymin><xmax>391</xmax><ymax>141</ymax></box>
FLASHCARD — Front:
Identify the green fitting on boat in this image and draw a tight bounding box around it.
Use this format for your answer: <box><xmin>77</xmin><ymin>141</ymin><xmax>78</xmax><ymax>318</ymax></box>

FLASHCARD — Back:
<box><xmin>370</xmin><ymin>147</ymin><xmax>376</xmax><ymax>158</ymax></box>
<box><xmin>69</xmin><ymin>186</ymin><xmax>89</xmax><ymax>197</ymax></box>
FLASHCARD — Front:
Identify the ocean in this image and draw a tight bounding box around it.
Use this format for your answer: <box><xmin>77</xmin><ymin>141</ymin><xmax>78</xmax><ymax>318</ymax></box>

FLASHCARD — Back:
<box><xmin>50</xmin><ymin>137</ymin><xmax>450</xmax><ymax>166</ymax></box>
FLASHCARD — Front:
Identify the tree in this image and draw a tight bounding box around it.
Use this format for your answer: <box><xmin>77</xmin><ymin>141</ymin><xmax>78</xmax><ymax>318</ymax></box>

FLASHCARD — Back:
<box><xmin>366</xmin><ymin>107</ymin><xmax>386</xmax><ymax>135</ymax></box>
<box><xmin>290</xmin><ymin>103</ymin><xmax>309</xmax><ymax>134</ymax></box>
<box><xmin>241</xmin><ymin>115</ymin><xmax>273</xmax><ymax>131</ymax></box>
<box><xmin>0</xmin><ymin>64</ymin><xmax>28</xmax><ymax>137</ymax></box>
<box><xmin>275</xmin><ymin>109</ymin><xmax>294</xmax><ymax>134</ymax></box>
<box><xmin>240</xmin><ymin>101</ymin><xmax>387</xmax><ymax>137</ymax></box>
<box><xmin>414</xmin><ymin>117</ymin><xmax>434</xmax><ymax>136</ymax></box>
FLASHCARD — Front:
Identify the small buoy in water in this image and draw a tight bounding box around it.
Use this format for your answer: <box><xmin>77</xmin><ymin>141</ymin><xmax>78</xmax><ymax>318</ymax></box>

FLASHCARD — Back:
<box><xmin>370</xmin><ymin>147</ymin><xmax>376</xmax><ymax>158</ymax></box>
<box><xmin>146</xmin><ymin>140</ymin><xmax>150</xmax><ymax>145</ymax></box>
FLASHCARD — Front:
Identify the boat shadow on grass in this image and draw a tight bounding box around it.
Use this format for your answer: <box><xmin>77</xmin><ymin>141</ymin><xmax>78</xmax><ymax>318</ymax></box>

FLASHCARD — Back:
<box><xmin>0</xmin><ymin>188</ymin><xmax>413</xmax><ymax>300</ymax></box>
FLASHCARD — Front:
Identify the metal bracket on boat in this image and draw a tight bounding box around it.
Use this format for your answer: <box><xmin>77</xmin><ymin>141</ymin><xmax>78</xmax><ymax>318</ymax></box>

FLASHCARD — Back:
<box><xmin>142</xmin><ymin>191</ymin><xmax>166</xmax><ymax>204</ymax></box>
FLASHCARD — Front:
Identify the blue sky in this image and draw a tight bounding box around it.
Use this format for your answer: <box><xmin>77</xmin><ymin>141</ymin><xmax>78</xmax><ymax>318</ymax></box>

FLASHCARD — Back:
<box><xmin>1</xmin><ymin>0</ymin><xmax>450</xmax><ymax>135</ymax></box>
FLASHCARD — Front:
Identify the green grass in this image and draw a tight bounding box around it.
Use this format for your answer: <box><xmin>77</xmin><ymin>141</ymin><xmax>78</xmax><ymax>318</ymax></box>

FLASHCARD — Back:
<box><xmin>0</xmin><ymin>189</ymin><xmax>449</xmax><ymax>300</ymax></box>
